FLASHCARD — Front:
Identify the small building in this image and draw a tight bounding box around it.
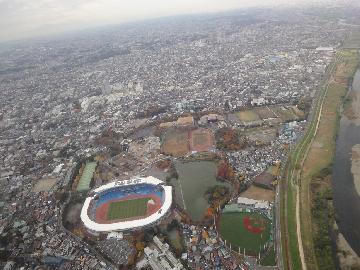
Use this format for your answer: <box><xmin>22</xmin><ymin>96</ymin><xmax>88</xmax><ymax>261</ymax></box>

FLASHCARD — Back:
<box><xmin>237</xmin><ymin>197</ymin><xmax>271</xmax><ymax>211</ymax></box>
<box><xmin>144</xmin><ymin>236</ymin><xmax>184</xmax><ymax>270</ymax></box>
<box><xmin>251</xmin><ymin>98</ymin><xmax>267</xmax><ymax>106</ymax></box>
<box><xmin>198</xmin><ymin>114</ymin><xmax>224</xmax><ymax>125</ymax></box>
<box><xmin>3</xmin><ymin>261</ymin><xmax>15</xmax><ymax>270</ymax></box>
<box><xmin>315</xmin><ymin>47</ymin><xmax>334</xmax><ymax>52</ymax></box>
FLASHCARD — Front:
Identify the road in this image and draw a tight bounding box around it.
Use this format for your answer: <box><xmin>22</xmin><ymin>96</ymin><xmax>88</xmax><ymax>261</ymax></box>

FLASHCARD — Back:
<box><xmin>275</xmin><ymin>183</ymin><xmax>283</xmax><ymax>270</ymax></box>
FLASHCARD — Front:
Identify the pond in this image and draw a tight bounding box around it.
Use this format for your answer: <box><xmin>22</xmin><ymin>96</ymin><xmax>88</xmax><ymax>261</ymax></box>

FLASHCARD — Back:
<box><xmin>171</xmin><ymin>160</ymin><xmax>230</xmax><ymax>221</ymax></box>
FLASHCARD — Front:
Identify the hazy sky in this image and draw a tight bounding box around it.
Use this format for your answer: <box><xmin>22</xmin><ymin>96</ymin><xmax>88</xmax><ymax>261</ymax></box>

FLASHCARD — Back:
<box><xmin>0</xmin><ymin>0</ymin><xmax>343</xmax><ymax>42</ymax></box>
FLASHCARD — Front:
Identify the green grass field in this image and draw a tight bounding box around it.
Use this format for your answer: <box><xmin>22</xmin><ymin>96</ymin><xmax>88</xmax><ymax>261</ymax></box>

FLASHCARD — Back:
<box><xmin>107</xmin><ymin>198</ymin><xmax>150</xmax><ymax>220</ymax></box>
<box><xmin>274</xmin><ymin>106</ymin><xmax>299</xmax><ymax>122</ymax></box>
<box><xmin>236</xmin><ymin>110</ymin><xmax>261</xmax><ymax>122</ymax></box>
<box><xmin>77</xmin><ymin>162</ymin><xmax>97</xmax><ymax>191</ymax></box>
<box><xmin>260</xmin><ymin>249</ymin><xmax>277</xmax><ymax>266</ymax></box>
<box><xmin>220</xmin><ymin>212</ymin><xmax>272</xmax><ymax>254</ymax></box>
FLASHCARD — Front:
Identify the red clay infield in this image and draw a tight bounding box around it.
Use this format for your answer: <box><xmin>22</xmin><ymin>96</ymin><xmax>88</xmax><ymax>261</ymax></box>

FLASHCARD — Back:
<box><xmin>189</xmin><ymin>128</ymin><xmax>214</xmax><ymax>152</ymax></box>
<box><xmin>243</xmin><ymin>216</ymin><xmax>266</xmax><ymax>234</ymax></box>
<box><xmin>93</xmin><ymin>194</ymin><xmax>162</xmax><ymax>224</ymax></box>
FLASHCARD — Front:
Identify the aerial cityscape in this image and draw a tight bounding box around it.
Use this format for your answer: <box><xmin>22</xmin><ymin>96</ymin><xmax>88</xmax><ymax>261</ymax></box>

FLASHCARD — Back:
<box><xmin>0</xmin><ymin>0</ymin><xmax>360</xmax><ymax>270</ymax></box>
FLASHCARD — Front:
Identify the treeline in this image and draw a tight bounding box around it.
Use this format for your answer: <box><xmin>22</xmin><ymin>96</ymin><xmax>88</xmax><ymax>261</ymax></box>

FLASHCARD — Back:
<box><xmin>310</xmin><ymin>167</ymin><xmax>336</xmax><ymax>270</ymax></box>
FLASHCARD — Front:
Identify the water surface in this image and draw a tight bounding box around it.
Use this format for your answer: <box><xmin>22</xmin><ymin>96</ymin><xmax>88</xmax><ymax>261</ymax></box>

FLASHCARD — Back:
<box><xmin>172</xmin><ymin>160</ymin><xmax>230</xmax><ymax>221</ymax></box>
<box><xmin>332</xmin><ymin>69</ymin><xmax>360</xmax><ymax>256</ymax></box>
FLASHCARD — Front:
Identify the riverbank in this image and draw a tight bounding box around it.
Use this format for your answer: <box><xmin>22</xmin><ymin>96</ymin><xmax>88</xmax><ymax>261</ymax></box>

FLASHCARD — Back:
<box><xmin>281</xmin><ymin>49</ymin><xmax>360</xmax><ymax>270</ymax></box>
<box><xmin>281</xmin><ymin>54</ymin><xmax>341</xmax><ymax>270</ymax></box>
<box><xmin>334</xmin><ymin>223</ymin><xmax>360</xmax><ymax>270</ymax></box>
<box><xmin>300</xmin><ymin>80</ymin><xmax>348</xmax><ymax>270</ymax></box>
<box><xmin>332</xmin><ymin>66</ymin><xmax>360</xmax><ymax>269</ymax></box>
<box><xmin>300</xmin><ymin>51</ymin><xmax>359</xmax><ymax>269</ymax></box>
<box><xmin>351</xmin><ymin>144</ymin><xmax>360</xmax><ymax>197</ymax></box>
<box><xmin>299</xmin><ymin>50</ymin><xmax>359</xmax><ymax>270</ymax></box>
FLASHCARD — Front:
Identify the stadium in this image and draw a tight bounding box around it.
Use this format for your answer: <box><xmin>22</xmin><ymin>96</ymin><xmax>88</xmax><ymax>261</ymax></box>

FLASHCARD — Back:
<box><xmin>80</xmin><ymin>176</ymin><xmax>172</xmax><ymax>232</ymax></box>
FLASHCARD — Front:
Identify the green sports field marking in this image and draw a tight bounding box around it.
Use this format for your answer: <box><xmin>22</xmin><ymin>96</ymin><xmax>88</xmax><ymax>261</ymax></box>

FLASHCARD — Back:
<box><xmin>107</xmin><ymin>198</ymin><xmax>150</xmax><ymax>220</ymax></box>
<box><xmin>220</xmin><ymin>212</ymin><xmax>272</xmax><ymax>255</ymax></box>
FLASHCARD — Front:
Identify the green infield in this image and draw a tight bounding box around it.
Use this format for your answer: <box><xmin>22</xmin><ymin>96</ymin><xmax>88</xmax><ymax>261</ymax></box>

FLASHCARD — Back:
<box><xmin>107</xmin><ymin>198</ymin><xmax>150</xmax><ymax>220</ymax></box>
<box><xmin>219</xmin><ymin>212</ymin><xmax>272</xmax><ymax>255</ymax></box>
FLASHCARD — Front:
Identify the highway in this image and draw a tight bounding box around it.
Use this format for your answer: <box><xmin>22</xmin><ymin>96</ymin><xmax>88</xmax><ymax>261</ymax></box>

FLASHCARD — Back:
<box><xmin>275</xmin><ymin>183</ymin><xmax>283</xmax><ymax>270</ymax></box>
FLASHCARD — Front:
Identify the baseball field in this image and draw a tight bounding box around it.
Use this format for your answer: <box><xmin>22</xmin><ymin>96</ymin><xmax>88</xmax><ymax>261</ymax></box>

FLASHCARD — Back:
<box><xmin>220</xmin><ymin>212</ymin><xmax>272</xmax><ymax>254</ymax></box>
<box><xmin>189</xmin><ymin>128</ymin><xmax>214</xmax><ymax>152</ymax></box>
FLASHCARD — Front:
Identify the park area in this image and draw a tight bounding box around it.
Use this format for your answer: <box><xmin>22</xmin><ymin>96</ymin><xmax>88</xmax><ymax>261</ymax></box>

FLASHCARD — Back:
<box><xmin>219</xmin><ymin>212</ymin><xmax>272</xmax><ymax>255</ymax></box>
<box><xmin>272</xmin><ymin>106</ymin><xmax>303</xmax><ymax>122</ymax></box>
<box><xmin>215</xmin><ymin>128</ymin><xmax>245</xmax><ymax>151</ymax></box>
<box><xmin>107</xmin><ymin>198</ymin><xmax>150</xmax><ymax>220</ymax></box>
<box><xmin>234</xmin><ymin>105</ymin><xmax>304</xmax><ymax>125</ymax></box>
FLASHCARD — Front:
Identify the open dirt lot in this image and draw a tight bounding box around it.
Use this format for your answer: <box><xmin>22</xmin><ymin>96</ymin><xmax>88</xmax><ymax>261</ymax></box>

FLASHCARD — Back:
<box><xmin>99</xmin><ymin>154</ymin><xmax>142</xmax><ymax>182</ymax></box>
<box><xmin>246</xmin><ymin>127</ymin><xmax>277</xmax><ymax>144</ymax></box>
<box><xmin>240</xmin><ymin>185</ymin><xmax>275</xmax><ymax>202</ymax></box>
<box><xmin>32</xmin><ymin>177</ymin><xmax>58</xmax><ymax>192</ymax></box>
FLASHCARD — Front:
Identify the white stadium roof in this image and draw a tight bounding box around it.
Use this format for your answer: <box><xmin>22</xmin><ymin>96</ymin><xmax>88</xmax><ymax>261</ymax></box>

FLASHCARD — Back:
<box><xmin>80</xmin><ymin>176</ymin><xmax>172</xmax><ymax>232</ymax></box>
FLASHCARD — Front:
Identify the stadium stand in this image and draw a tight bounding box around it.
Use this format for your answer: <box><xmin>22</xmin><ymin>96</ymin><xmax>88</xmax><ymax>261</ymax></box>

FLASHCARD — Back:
<box><xmin>95</xmin><ymin>184</ymin><xmax>164</xmax><ymax>207</ymax></box>
<box><xmin>81</xmin><ymin>176</ymin><xmax>172</xmax><ymax>232</ymax></box>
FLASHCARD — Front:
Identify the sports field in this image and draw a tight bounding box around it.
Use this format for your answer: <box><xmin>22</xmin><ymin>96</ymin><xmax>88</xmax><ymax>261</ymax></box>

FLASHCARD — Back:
<box><xmin>236</xmin><ymin>110</ymin><xmax>260</xmax><ymax>122</ymax></box>
<box><xmin>161</xmin><ymin>129</ymin><xmax>189</xmax><ymax>156</ymax></box>
<box><xmin>107</xmin><ymin>198</ymin><xmax>150</xmax><ymax>220</ymax></box>
<box><xmin>189</xmin><ymin>128</ymin><xmax>214</xmax><ymax>152</ymax></box>
<box><xmin>254</xmin><ymin>107</ymin><xmax>276</xmax><ymax>120</ymax></box>
<box><xmin>220</xmin><ymin>212</ymin><xmax>271</xmax><ymax>254</ymax></box>
<box><xmin>162</xmin><ymin>128</ymin><xmax>215</xmax><ymax>155</ymax></box>
<box><xmin>77</xmin><ymin>162</ymin><xmax>97</xmax><ymax>191</ymax></box>
<box><xmin>273</xmin><ymin>106</ymin><xmax>299</xmax><ymax>122</ymax></box>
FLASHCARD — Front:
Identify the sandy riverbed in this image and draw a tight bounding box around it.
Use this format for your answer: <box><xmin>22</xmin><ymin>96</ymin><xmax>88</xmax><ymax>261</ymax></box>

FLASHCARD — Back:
<box><xmin>351</xmin><ymin>144</ymin><xmax>360</xmax><ymax>196</ymax></box>
<box><xmin>334</xmin><ymin>222</ymin><xmax>360</xmax><ymax>269</ymax></box>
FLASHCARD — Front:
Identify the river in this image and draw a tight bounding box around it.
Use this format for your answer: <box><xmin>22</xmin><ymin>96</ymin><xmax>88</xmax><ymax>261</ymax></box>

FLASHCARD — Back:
<box><xmin>332</xmin><ymin>68</ymin><xmax>360</xmax><ymax>256</ymax></box>
<box><xmin>171</xmin><ymin>160</ymin><xmax>230</xmax><ymax>221</ymax></box>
